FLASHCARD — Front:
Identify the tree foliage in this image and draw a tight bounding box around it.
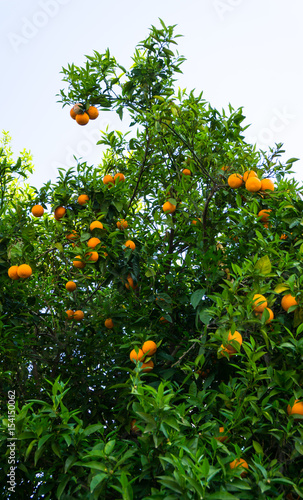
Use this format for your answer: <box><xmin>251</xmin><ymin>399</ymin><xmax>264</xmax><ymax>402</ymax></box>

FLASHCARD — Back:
<box><xmin>1</xmin><ymin>20</ymin><xmax>303</xmax><ymax>499</ymax></box>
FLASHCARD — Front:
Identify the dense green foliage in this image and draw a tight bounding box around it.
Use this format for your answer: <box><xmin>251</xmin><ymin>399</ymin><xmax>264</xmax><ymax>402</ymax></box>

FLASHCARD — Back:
<box><xmin>1</xmin><ymin>20</ymin><xmax>303</xmax><ymax>499</ymax></box>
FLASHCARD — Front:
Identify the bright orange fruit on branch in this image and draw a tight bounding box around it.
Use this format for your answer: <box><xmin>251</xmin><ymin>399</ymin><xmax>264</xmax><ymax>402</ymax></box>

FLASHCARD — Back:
<box><xmin>287</xmin><ymin>399</ymin><xmax>303</xmax><ymax>416</ymax></box>
<box><xmin>130</xmin><ymin>349</ymin><xmax>145</xmax><ymax>363</ymax></box>
<box><xmin>66</xmin><ymin>230</ymin><xmax>78</xmax><ymax>240</ymax></box>
<box><xmin>54</xmin><ymin>206</ymin><xmax>66</xmax><ymax>221</ymax></box>
<box><xmin>90</xmin><ymin>221</ymin><xmax>103</xmax><ymax>231</ymax></box>
<box><xmin>182</xmin><ymin>168</ymin><xmax>191</xmax><ymax>176</ymax></box>
<box><xmin>214</xmin><ymin>427</ymin><xmax>229</xmax><ymax>442</ymax></box>
<box><xmin>74</xmin><ymin>310</ymin><xmax>84</xmax><ymax>321</ymax></box>
<box><xmin>142</xmin><ymin>340</ymin><xmax>157</xmax><ymax>356</ymax></box>
<box><xmin>125</xmin><ymin>275</ymin><xmax>137</xmax><ymax>290</ymax></box>
<box><xmin>245</xmin><ymin>177</ymin><xmax>261</xmax><ymax>192</ymax></box>
<box><xmin>17</xmin><ymin>264</ymin><xmax>32</xmax><ymax>279</ymax></box>
<box><xmin>87</xmin><ymin>251</ymin><xmax>99</xmax><ymax>262</ymax></box>
<box><xmin>73</xmin><ymin>256</ymin><xmax>86</xmax><ymax>269</ymax></box>
<box><xmin>103</xmin><ymin>174</ymin><xmax>115</xmax><ymax>186</ymax></box>
<box><xmin>261</xmin><ymin>178</ymin><xmax>275</xmax><ymax>191</ymax></box>
<box><xmin>76</xmin><ymin>113</ymin><xmax>89</xmax><ymax>126</ymax></box>
<box><xmin>258</xmin><ymin>209</ymin><xmax>272</xmax><ymax>222</ymax></box>
<box><xmin>66</xmin><ymin>281</ymin><xmax>77</xmax><ymax>292</ymax></box>
<box><xmin>104</xmin><ymin>318</ymin><xmax>114</xmax><ymax>329</ymax></box>
<box><xmin>252</xmin><ymin>294</ymin><xmax>267</xmax><ymax>313</ymax></box>
<box><xmin>256</xmin><ymin>307</ymin><xmax>274</xmax><ymax>323</ymax></box>
<box><xmin>124</xmin><ymin>240</ymin><xmax>136</xmax><ymax>251</ymax></box>
<box><xmin>162</xmin><ymin>201</ymin><xmax>176</xmax><ymax>214</ymax></box>
<box><xmin>87</xmin><ymin>106</ymin><xmax>99</xmax><ymax>119</ymax></box>
<box><xmin>117</xmin><ymin>219</ymin><xmax>128</xmax><ymax>229</ymax></box>
<box><xmin>114</xmin><ymin>172</ymin><xmax>125</xmax><ymax>183</ymax></box>
<box><xmin>228</xmin><ymin>173</ymin><xmax>243</xmax><ymax>188</ymax></box>
<box><xmin>226</xmin><ymin>331</ymin><xmax>242</xmax><ymax>353</ymax></box>
<box><xmin>66</xmin><ymin>310</ymin><xmax>74</xmax><ymax>319</ymax></box>
<box><xmin>78</xmin><ymin>194</ymin><xmax>89</xmax><ymax>205</ymax></box>
<box><xmin>31</xmin><ymin>205</ymin><xmax>44</xmax><ymax>217</ymax></box>
<box><xmin>281</xmin><ymin>294</ymin><xmax>298</xmax><ymax>312</ymax></box>
<box><xmin>229</xmin><ymin>458</ymin><xmax>249</xmax><ymax>477</ymax></box>
<box><xmin>141</xmin><ymin>360</ymin><xmax>154</xmax><ymax>372</ymax></box>
<box><xmin>87</xmin><ymin>237</ymin><xmax>101</xmax><ymax>249</ymax></box>
<box><xmin>8</xmin><ymin>266</ymin><xmax>19</xmax><ymax>280</ymax></box>
<box><xmin>243</xmin><ymin>170</ymin><xmax>257</xmax><ymax>182</ymax></box>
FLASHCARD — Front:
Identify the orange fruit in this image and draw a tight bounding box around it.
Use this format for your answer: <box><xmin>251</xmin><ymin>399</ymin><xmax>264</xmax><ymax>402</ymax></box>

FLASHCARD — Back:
<box><xmin>87</xmin><ymin>251</ymin><xmax>99</xmax><ymax>262</ymax></box>
<box><xmin>31</xmin><ymin>205</ymin><xmax>44</xmax><ymax>217</ymax></box>
<box><xmin>228</xmin><ymin>173</ymin><xmax>243</xmax><ymax>188</ymax></box>
<box><xmin>229</xmin><ymin>458</ymin><xmax>249</xmax><ymax>477</ymax></box>
<box><xmin>103</xmin><ymin>174</ymin><xmax>115</xmax><ymax>186</ymax></box>
<box><xmin>54</xmin><ymin>206</ymin><xmax>66</xmax><ymax>221</ymax></box>
<box><xmin>162</xmin><ymin>201</ymin><xmax>176</xmax><ymax>214</ymax></box>
<box><xmin>125</xmin><ymin>275</ymin><xmax>137</xmax><ymax>290</ymax></box>
<box><xmin>124</xmin><ymin>240</ymin><xmax>136</xmax><ymax>251</ymax></box>
<box><xmin>261</xmin><ymin>178</ymin><xmax>275</xmax><ymax>191</ymax></box>
<box><xmin>281</xmin><ymin>294</ymin><xmax>298</xmax><ymax>312</ymax></box>
<box><xmin>66</xmin><ymin>281</ymin><xmax>77</xmax><ymax>292</ymax></box>
<box><xmin>263</xmin><ymin>222</ymin><xmax>270</xmax><ymax>229</ymax></box>
<box><xmin>256</xmin><ymin>307</ymin><xmax>274</xmax><ymax>323</ymax></box>
<box><xmin>101</xmin><ymin>246</ymin><xmax>108</xmax><ymax>257</ymax></box>
<box><xmin>78</xmin><ymin>194</ymin><xmax>89</xmax><ymax>205</ymax></box>
<box><xmin>192</xmin><ymin>218</ymin><xmax>201</xmax><ymax>225</ymax></box>
<box><xmin>76</xmin><ymin>113</ymin><xmax>89</xmax><ymax>126</ymax></box>
<box><xmin>141</xmin><ymin>360</ymin><xmax>154</xmax><ymax>372</ymax></box>
<box><xmin>258</xmin><ymin>209</ymin><xmax>272</xmax><ymax>222</ymax></box>
<box><xmin>70</xmin><ymin>107</ymin><xmax>77</xmax><ymax>120</ymax></box>
<box><xmin>66</xmin><ymin>230</ymin><xmax>78</xmax><ymax>240</ymax></box>
<box><xmin>130</xmin><ymin>348</ymin><xmax>145</xmax><ymax>363</ymax></box>
<box><xmin>221</xmin><ymin>165</ymin><xmax>230</xmax><ymax>172</ymax></box>
<box><xmin>220</xmin><ymin>345</ymin><xmax>235</xmax><ymax>358</ymax></box>
<box><xmin>117</xmin><ymin>219</ymin><xmax>128</xmax><ymax>229</ymax></box>
<box><xmin>182</xmin><ymin>168</ymin><xmax>191</xmax><ymax>176</ymax></box>
<box><xmin>142</xmin><ymin>340</ymin><xmax>157</xmax><ymax>356</ymax></box>
<box><xmin>66</xmin><ymin>309</ymin><xmax>74</xmax><ymax>320</ymax></box>
<box><xmin>87</xmin><ymin>106</ymin><xmax>99</xmax><ymax>120</ymax></box>
<box><xmin>104</xmin><ymin>318</ymin><xmax>114</xmax><ymax>329</ymax></box>
<box><xmin>243</xmin><ymin>170</ymin><xmax>257</xmax><ymax>182</ymax></box>
<box><xmin>214</xmin><ymin>427</ymin><xmax>229</xmax><ymax>443</ymax></box>
<box><xmin>280</xmin><ymin>234</ymin><xmax>288</xmax><ymax>240</ymax></box>
<box><xmin>114</xmin><ymin>172</ymin><xmax>125</xmax><ymax>183</ymax></box>
<box><xmin>72</xmin><ymin>103</ymin><xmax>84</xmax><ymax>115</ymax></box>
<box><xmin>17</xmin><ymin>264</ymin><xmax>32</xmax><ymax>279</ymax></box>
<box><xmin>252</xmin><ymin>294</ymin><xmax>267</xmax><ymax>313</ymax></box>
<box><xmin>245</xmin><ymin>177</ymin><xmax>261</xmax><ymax>192</ymax></box>
<box><xmin>74</xmin><ymin>310</ymin><xmax>84</xmax><ymax>321</ymax></box>
<box><xmin>87</xmin><ymin>237</ymin><xmax>101</xmax><ymax>249</ymax></box>
<box><xmin>226</xmin><ymin>330</ymin><xmax>242</xmax><ymax>353</ymax></box>
<box><xmin>159</xmin><ymin>316</ymin><xmax>169</xmax><ymax>324</ymax></box>
<box><xmin>8</xmin><ymin>266</ymin><xmax>19</xmax><ymax>280</ymax></box>
<box><xmin>90</xmin><ymin>221</ymin><xmax>103</xmax><ymax>231</ymax></box>
<box><xmin>287</xmin><ymin>399</ymin><xmax>303</xmax><ymax>416</ymax></box>
<box><xmin>73</xmin><ymin>256</ymin><xmax>85</xmax><ymax>269</ymax></box>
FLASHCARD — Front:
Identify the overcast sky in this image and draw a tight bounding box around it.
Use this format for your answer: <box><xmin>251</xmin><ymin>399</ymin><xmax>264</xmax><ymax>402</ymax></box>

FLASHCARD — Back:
<box><xmin>1</xmin><ymin>0</ymin><xmax>302</xmax><ymax>188</ymax></box>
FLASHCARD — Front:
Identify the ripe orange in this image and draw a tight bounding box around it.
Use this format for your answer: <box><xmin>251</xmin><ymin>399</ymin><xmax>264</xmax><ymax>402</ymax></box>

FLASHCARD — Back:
<box><xmin>76</xmin><ymin>113</ymin><xmax>90</xmax><ymax>126</ymax></box>
<box><xmin>287</xmin><ymin>399</ymin><xmax>303</xmax><ymax>416</ymax></box>
<box><xmin>243</xmin><ymin>170</ymin><xmax>257</xmax><ymax>182</ymax></box>
<box><xmin>90</xmin><ymin>221</ymin><xmax>103</xmax><ymax>231</ymax></box>
<box><xmin>220</xmin><ymin>345</ymin><xmax>235</xmax><ymax>358</ymax></box>
<box><xmin>221</xmin><ymin>165</ymin><xmax>230</xmax><ymax>172</ymax></box>
<box><xmin>104</xmin><ymin>318</ymin><xmax>114</xmax><ymax>329</ymax></box>
<box><xmin>66</xmin><ymin>230</ymin><xmax>78</xmax><ymax>240</ymax></box>
<box><xmin>226</xmin><ymin>331</ymin><xmax>242</xmax><ymax>353</ymax></box>
<box><xmin>142</xmin><ymin>340</ymin><xmax>157</xmax><ymax>356</ymax></box>
<box><xmin>261</xmin><ymin>178</ymin><xmax>275</xmax><ymax>191</ymax></box>
<box><xmin>125</xmin><ymin>275</ymin><xmax>137</xmax><ymax>290</ymax></box>
<box><xmin>228</xmin><ymin>173</ymin><xmax>243</xmax><ymax>188</ymax></box>
<box><xmin>252</xmin><ymin>294</ymin><xmax>267</xmax><ymax>313</ymax></box>
<box><xmin>281</xmin><ymin>294</ymin><xmax>298</xmax><ymax>312</ymax></box>
<box><xmin>17</xmin><ymin>264</ymin><xmax>32</xmax><ymax>279</ymax></box>
<box><xmin>229</xmin><ymin>458</ymin><xmax>249</xmax><ymax>477</ymax></box>
<box><xmin>214</xmin><ymin>427</ymin><xmax>229</xmax><ymax>443</ymax></box>
<box><xmin>87</xmin><ymin>237</ymin><xmax>101</xmax><ymax>249</ymax></box>
<box><xmin>114</xmin><ymin>172</ymin><xmax>125</xmax><ymax>183</ymax></box>
<box><xmin>124</xmin><ymin>240</ymin><xmax>136</xmax><ymax>251</ymax></box>
<box><xmin>70</xmin><ymin>107</ymin><xmax>77</xmax><ymax>120</ymax></box>
<box><xmin>74</xmin><ymin>310</ymin><xmax>84</xmax><ymax>321</ymax></box>
<box><xmin>66</xmin><ymin>281</ymin><xmax>77</xmax><ymax>292</ymax></box>
<box><xmin>54</xmin><ymin>206</ymin><xmax>66</xmax><ymax>220</ymax></box>
<box><xmin>31</xmin><ymin>205</ymin><xmax>44</xmax><ymax>217</ymax></box>
<box><xmin>72</xmin><ymin>103</ymin><xmax>84</xmax><ymax>115</ymax></box>
<box><xmin>258</xmin><ymin>209</ymin><xmax>272</xmax><ymax>222</ymax></box>
<box><xmin>192</xmin><ymin>218</ymin><xmax>201</xmax><ymax>225</ymax></box>
<box><xmin>117</xmin><ymin>219</ymin><xmax>128</xmax><ymax>229</ymax></box>
<box><xmin>103</xmin><ymin>174</ymin><xmax>115</xmax><ymax>186</ymax></box>
<box><xmin>162</xmin><ymin>201</ymin><xmax>176</xmax><ymax>214</ymax></box>
<box><xmin>78</xmin><ymin>194</ymin><xmax>89</xmax><ymax>205</ymax></box>
<box><xmin>87</xmin><ymin>251</ymin><xmax>99</xmax><ymax>262</ymax></box>
<box><xmin>66</xmin><ymin>310</ymin><xmax>74</xmax><ymax>319</ymax></box>
<box><xmin>159</xmin><ymin>316</ymin><xmax>169</xmax><ymax>324</ymax></box>
<box><xmin>141</xmin><ymin>360</ymin><xmax>154</xmax><ymax>372</ymax></box>
<box><xmin>182</xmin><ymin>168</ymin><xmax>191</xmax><ymax>176</ymax></box>
<box><xmin>8</xmin><ymin>266</ymin><xmax>19</xmax><ymax>280</ymax></box>
<box><xmin>256</xmin><ymin>307</ymin><xmax>274</xmax><ymax>323</ymax></box>
<box><xmin>130</xmin><ymin>348</ymin><xmax>145</xmax><ymax>363</ymax></box>
<box><xmin>87</xmin><ymin>106</ymin><xmax>99</xmax><ymax>120</ymax></box>
<box><xmin>245</xmin><ymin>177</ymin><xmax>261</xmax><ymax>192</ymax></box>
<box><xmin>73</xmin><ymin>256</ymin><xmax>86</xmax><ymax>269</ymax></box>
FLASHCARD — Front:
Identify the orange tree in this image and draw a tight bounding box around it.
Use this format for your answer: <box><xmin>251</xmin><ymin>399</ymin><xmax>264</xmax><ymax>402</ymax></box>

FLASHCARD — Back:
<box><xmin>1</xmin><ymin>20</ymin><xmax>303</xmax><ymax>499</ymax></box>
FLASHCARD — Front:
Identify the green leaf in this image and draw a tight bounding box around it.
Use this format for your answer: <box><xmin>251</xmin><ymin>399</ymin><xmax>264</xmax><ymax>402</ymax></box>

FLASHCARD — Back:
<box><xmin>190</xmin><ymin>289</ymin><xmax>205</xmax><ymax>309</ymax></box>
<box><xmin>255</xmin><ymin>255</ymin><xmax>271</xmax><ymax>275</ymax></box>
<box><xmin>253</xmin><ymin>440</ymin><xmax>264</xmax><ymax>455</ymax></box>
<box><xmin>274</xmin><ymin>283</ymin><xmax>289</xmax><ymax>293</ymax></box>
<box><xmin>90</xmin><ymin>473</ymin><xmax>108</xmax><ymax>492</ymax></box>
<box><xmin>104</xmin><ymin>439</ymin><xmax>115</xmax><ymax>455</ymax></box>
<box><xmin>83</xmin><ymin>424</ymin><xmax>104</xmax><ymax>437</ymax></box>
<box><xmin>207</xmin><ymin>492</ymin><xmax>240</xmax><ymax>499</ymax></box>
<box><xmin>57</xmin><ymin>476</ymin><xmax>70</xmax><ymax>499</ymax></box>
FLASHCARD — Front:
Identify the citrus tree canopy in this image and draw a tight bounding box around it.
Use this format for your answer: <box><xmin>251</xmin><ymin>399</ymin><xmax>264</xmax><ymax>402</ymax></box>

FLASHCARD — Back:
<box><xmin>1</xmin><ymin>20</ymin><xmax>303</xmax><ymax>500</ymax></box>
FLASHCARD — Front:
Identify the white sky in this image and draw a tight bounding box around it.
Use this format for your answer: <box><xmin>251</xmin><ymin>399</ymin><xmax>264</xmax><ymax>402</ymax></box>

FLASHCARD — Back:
<box><xmin>1</xmin><ymin>0</ymin><xmax>302</xmax><ymax>188</ymax></box>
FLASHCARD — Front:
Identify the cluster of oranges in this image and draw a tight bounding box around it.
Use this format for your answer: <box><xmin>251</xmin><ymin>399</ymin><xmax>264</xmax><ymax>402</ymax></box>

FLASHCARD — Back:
<box><xmin>129</xmin><ymin>340</ymin><xmax>157</xmax><ymax>372</ymax></box>
<box><xmin>8</xmin><ymin>264</ymin><xmax>32</xmax><ymax>280</ymax></box>
<box><xmin>103</xmin><ymin>172</ymin><xmax>126</xmax><ymax>187</ymax></box>
<box><xmin>66</xmin><ymin>310</ymin><xmax>84</xmax><ymax>321</ymax></box>
<box><xmin>70</xmin><ymin>103</ymin><xmax>99</xmax><ymax>126</ymax></box>
<box><xmin>227</xmin><ymin>169</ymin><xmax>274</xmax><ymax>193</ymax></box>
